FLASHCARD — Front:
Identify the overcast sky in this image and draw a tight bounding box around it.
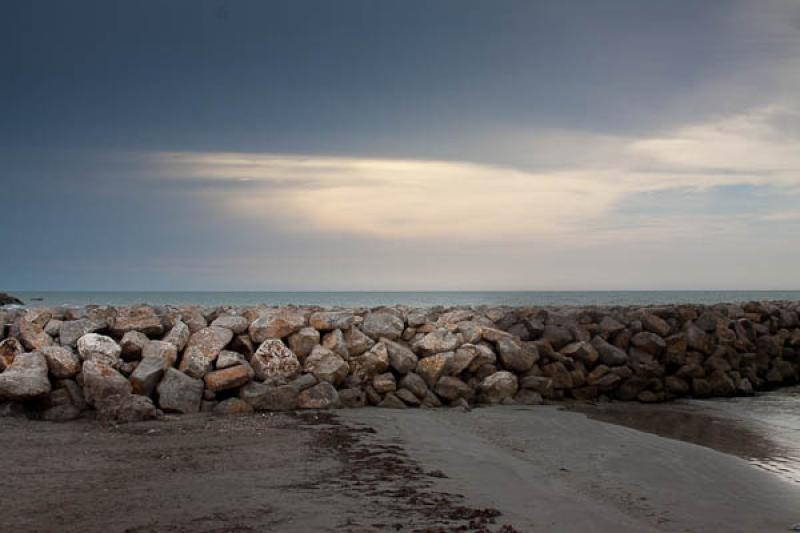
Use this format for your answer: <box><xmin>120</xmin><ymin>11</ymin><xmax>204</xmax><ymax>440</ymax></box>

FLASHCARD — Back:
<box><xmin>2</xmin><ymin>0</ymin><xmax>800</xmax><ymax>291</ymax></box>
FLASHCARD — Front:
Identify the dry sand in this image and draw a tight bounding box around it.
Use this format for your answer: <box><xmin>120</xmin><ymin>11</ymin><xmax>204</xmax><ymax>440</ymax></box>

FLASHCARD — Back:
<box><xmin>2</xmin><ymin>395</ymin><xmax>799</xmax><ymax>532</ymax></box>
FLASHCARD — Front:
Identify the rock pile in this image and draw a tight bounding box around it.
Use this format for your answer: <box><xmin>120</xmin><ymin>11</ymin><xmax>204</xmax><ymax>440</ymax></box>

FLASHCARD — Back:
<box><xmin>1</xmin><ymin>301</ymin><xmax>799</xmax><ymax>422</ymax></box>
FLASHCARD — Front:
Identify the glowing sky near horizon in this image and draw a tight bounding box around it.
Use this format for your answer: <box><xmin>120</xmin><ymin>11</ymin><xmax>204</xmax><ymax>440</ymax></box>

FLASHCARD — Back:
<box><xmin>2</xmin><ymin>0</ymin><xmax>800</xmax><ymax>290</ymax></box>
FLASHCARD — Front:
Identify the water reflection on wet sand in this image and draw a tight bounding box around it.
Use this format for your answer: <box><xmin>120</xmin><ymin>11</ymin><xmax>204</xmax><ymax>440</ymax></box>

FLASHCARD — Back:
<box><xmin>571</xmin><ymin>386</ymin><xmax>800</xmax><ymax>484</ymax></box>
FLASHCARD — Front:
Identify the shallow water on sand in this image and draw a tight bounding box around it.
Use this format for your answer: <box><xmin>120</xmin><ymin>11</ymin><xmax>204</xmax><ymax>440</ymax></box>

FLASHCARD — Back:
<box><xmin>575</xmin><ymin>387</ymin><xmax>800</xmax><ymax>484</ymax></box>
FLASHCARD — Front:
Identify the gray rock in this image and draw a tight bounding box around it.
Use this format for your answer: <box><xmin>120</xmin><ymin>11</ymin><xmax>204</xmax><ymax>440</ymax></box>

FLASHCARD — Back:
<box><xmin>598</xmin><ymin>316</ymin><xmax>625</xmax><ymax>336</ymax></box>
<box><xmin>416</xmin><ymin>352</ymin><xmax>453</xmax><ymax>388</ymax></box>
<box><xmin>15</xmin><ymin>317</ymin><xmax>54</xmax><ymax>351</ymax></box>
<box><xmin>111</xmin><ymin>306</ymin><xmax>164</xmax><ymax>336</ymax></box>
<box><xmin>382</xmin><ymin>338</ymin><xmax>418</xmax><ymax>374</ymax></box>
<box><xmin>479</xmin><ymin>371</ymin><xmax>518</xmax><ymax>403</ymax></box>
<box><xmin>542</xmin><ymin>325</ymin><xmax>573</xmax><ymax>350</ymax></box>
<box><xmin>178</xmin><ymin>326</ymin><xmax>233</xmax><ymax>378</ymax></box>
<box><xmin>101</xmin><ymin>394</ymin><xmax>158</xmax><ymax>422</ymax></box>
<box><xmin>120</xmin><ymin>331</ymin><xmax>149</xmax><ymax>360</ymax></box>
<box><xmin>289</xmin><ymin>373</ymin><xmax>318</xmax><ymax>391</ymax></box>
<box><xmin>349</xmin><ymin>342</ymin><xmax>390</xmax><ymax>381</ymax></box>
<box><xmin>239</xmin><ymin>382</ymin><xmax>298</xmax><ymax>411</ymax></box>
<box><xmin>378</xmin><ymin>392</ymin><xmax>407</xmax><ymax>409</ymax></box>
<box><xmin>297</xmin><ymin>382</ymin><xmax>340</xmax><ymax>409</ymax></box>
<box><xmin>0</xmin><ymin>352</ymin><xmax>51</xmax><ymax>400</ymax></box>
<box><xmin>361</xmin><ymin>311</ymin><xmax>404</xmax><ymax>340</ymax></box>
<box><xmin>591</xmin><ymin>335</ymin><xmax>628</xmax><ymax>366</ymax></box>
<box><xmin>344</xmin><ymin>327</ymin><xmax>375</xmax><ymax>356</ymax></box>
<box><xmin>303</xmin><ymin>346</ymin><xmax>349</xmax><ymax>385</ymax></box>
<box><xmin>77</xmin><ymin>333</ymin><xmax>122</xmax><ymax>367</ymax></box>
<box><xmin>81</xmin><ymin>359</ymin><xmax>132</xmax><ymax>409</ymax></box>
<box><xmin>210</xmin><ymin>314</ymin><xmax>249</xmax><ymax>334</ymax></box>
<box><xmin>372</xmin><ymin>372</ymin><xmax>397</xmax><ymax>394</ymax></box>
<box><xmin>495</xmin><ymin>337</ymin><xmax>537</xmax><ymax>372</ymax></box>
<box><xmin>44</xmin><ymin>319</ymin><xmax>62</xmax><ymax>337</ymax></box>
<box><xmin>412</xmin><ymin>328</ymin><xmax>461</xmax><ymax>356</ymax></box>
<box><xmin>248</xmin><ymin>310</ymin><xmax>306</xmax><ymax>342</ymax></box>
<box><xmin>41</xmin><ymin>345</ymin><xmax>81</xmax><ymax>378</ymax></box>
<box><xmin>434</xmin><ymin>376</ymin><xmax>471</xmax><ymax>401</ymax></box>
<box><xmin>287</xmin><ymin>327</ymin><xmax>321</xmax><ymax>359</ymax></box>
<box><xmin>213</xmin><ymin>397</ymin><xmax>254</xmax><ymax>415</ymax></box>
<box><xmin>130</xmin><ymin>355</ymin><xmax>171</xmax><ymax>397</ymax></box>
<box><xmin>309</xmin><ymin>311</ymin><xmax>357</xmax><ymax>331</ymax></box>
<box><xmin>322</xmin><ymin>329</ymin><xmax>349</xmax><ymax>359</ymax></box>
<box><xmin>399</xmin><ymin>372</ymin><xmax>429</xmax><ymax>399</ymax></box>
<box><xmin>339</xmin><ymin>387</ymin><xmax>367</xmax><ymax>408</ymax></box>
<box><xmin>156</xmin><ymin>368</ymin><xmax>203</xmax><ymax>414</ymax></box>
<box><xmin>560</xmin><ymin>341</ymin><xmax>599</xmax><ymax>365</ymax></box>
<box><xmin>141</xmin><ymin>340</ymin><xmax>178</xmax><ymax>367</ymax></box>
<box><xmin>162</xmin><ymin>321</ymin><xmax>191</xmax><ymax>351</ymax></box>
<box><xmin>251</xmin><ymin>339</ymin><xmax>301</xmax><ymax>381</ymax></box>
<box><xmin>514</xmin><ymin>389</ymin><xmax>544</xmax><ymax>405</ymax></box>
<box><xmin>216</xmin><ymin>350</ymin><xmax>247</xmax><ymax>369</ymax></box>
<box><xmin>630</xmin><ymin>332</ymin><xmax>666</xmax><ymax>356</ymax></box>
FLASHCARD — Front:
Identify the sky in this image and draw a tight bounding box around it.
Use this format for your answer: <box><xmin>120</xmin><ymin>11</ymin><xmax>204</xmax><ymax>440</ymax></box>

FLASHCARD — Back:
<box><xmin>2</xmin><ymin>0</ymin><xmax>800</xmax><ymax>291</ymax></box>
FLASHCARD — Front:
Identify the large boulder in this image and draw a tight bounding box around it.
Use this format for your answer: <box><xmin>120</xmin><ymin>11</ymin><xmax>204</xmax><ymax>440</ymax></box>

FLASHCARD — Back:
<box><xmin>287</xmin><ymin>327</ymin><xmax>320</xmax><ymax>359</ymax></box>
<box><xmin>349</xmin><ymin>342</ymin><xmax>390</xmax><ymax>381</ymax></box>
<box><xmin>203</xmin><ymin>365</ymin><xmax>251</xmax><ymax>392</ymax></box>
<box><xmin>630</xmin><ymin>332</ymin><xmax>666</xmax><ymax>356</ymax></box>
<box><xmin>416</xmin><ymin>352</ymin><xmax>453</xmax><ymax>388</ymax></box>
<box><xmin>111</xmin><ymin>306</ymin><xmax>164</xmax><ymax>336</ymax></box>
<box><xmin>303</xmin><ymin>346</ymin><xmax>349</xmax><ymax>385</ymax></box>
<box><xmin>59</xmin><ymin>319</ymin><xmax>99</xmax><ymax>348</ymax></box>
<box><xmin>0</xmin><ymin>293</ymin><xmax>23</xmax><ymax>306</ymax></box>
<box><xmin>309</xmin><ymin>311</ymin><xmax>357</xmax><ymax>331</ymax></box>
<box><xmin>248</xmin><ymin>310</ymin><xmax>306</xmax><ymax>343</ymax></box>
<box><xmin>434</xmin><ymin>376</ymin><xmax>471</xmax><ymax>401</ymax></box>
<box><xmin>322</xmin><ymin>329</ymin><xmax>349</xmax><ymax>359</ymax></box>
<box><xmin>41</xmin><ymin>346</ymin><xmax>81</xmax><ymax>378</ymax></box>
<box><xmin>120</xmin><ymin>331</ymin><xmax>149</xmax><ymax>360</ymax></box>
<box><xmin>162</xmin><ymin>321</ymin><xmax>191</xmax><ymax>351</ymax></box>
<box><xmin>179</xmin><ymin>326</ymin><xmax>233</xmax><ymax>378</ymax></box>
<box><xmin>15</xmin><ymin>317</ymin><xmax>54</xmax><ymax>351</ymax></box>
<box><xmin>382</xmin><ymin>338</ymin><xmax>418</xmax><ymax>374</ymax></box>
<box><xmin>210</xmin><ymin>314</ymin><xmax>249</xmax><ymax>334</ymax></box>
<box><xmin>495</xmin><ymin>337</ymin><xmax>538</xmax><ymax>372</ymax></box>
<box><xmin>479</xmin><ymin>371</ymin><xmax>518</xmax><ymax>404</ymax></box>
<box><xmin>251</xmin><ymin>339</ymin><xmax>301</xmax><ymax>381</ymax></box>
<box><xmin>101</xmin><ymin>394</ymin><xmax>158</xmax><ymax>422</ymax></box>
<box><xmin>156</xmin><ymin>368</ymin><xmax>203</xmax><ymax>414</ymax></box>
<box><xmin>361</xmin><ymin>311</ymin><xmax>404</xmax><ymax>340</ymax></box>
<box><xmin>344</xmin><ymin>327</ymin><xmax>375</xmax><ymax>356</ymax></box>
<box><xmin>77</xmin><ymin>333</ymin><xmax>122</xmax><ymax>367</ymax></box>
<box><xmin>81</xmin><ymin>359</ymin><xmax>132</xmax><ymax>409</ymax></box>
<box><xmin>297</xmin><ymin>382</ymin><xmax>340</xmax><ymax>409</ymax></box>
<box><xmin>0</xmin><ymin>352</ymin><xmax>51</xmax><ymax>400</ymax></box>
<box><xmin>591</xmin><ymin>336</ymin><xmax>628</xmax><ymax>366</ymax></box>
<box><xmin>130</xmin><ymin>356</ymin><xmax>170</xmax><ymax>397</ymax></box>
<box><xmin>239</xmin><ymin>382</ymin><xmax>298</xmax><ymax>411</ymax></box>
<box><xmin>412</xmin><ymin>329</ymin><xmax>461</xmax><ymax>356</ymax></box>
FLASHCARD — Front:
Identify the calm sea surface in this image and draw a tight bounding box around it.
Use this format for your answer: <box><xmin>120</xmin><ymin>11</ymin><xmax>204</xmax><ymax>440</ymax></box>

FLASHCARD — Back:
<box><xmin>11</xmin><ymin>290</ymin><xmax>800</xmax><ymax>308</ymax></box>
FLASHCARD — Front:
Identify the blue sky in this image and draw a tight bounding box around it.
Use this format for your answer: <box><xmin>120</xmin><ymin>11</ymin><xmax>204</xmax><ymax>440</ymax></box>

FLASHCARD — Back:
<box><xmin>2</xmin><ymin>0</ymin><xmax>799</xmax><ymax>290</ymax></box>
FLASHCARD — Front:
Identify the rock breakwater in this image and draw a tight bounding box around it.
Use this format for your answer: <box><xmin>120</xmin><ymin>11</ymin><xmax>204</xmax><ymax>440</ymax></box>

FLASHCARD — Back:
<box><xmin>1</xmin><ymin>301</ymin><xmax>798</xmax><ymax>422</ymax></box>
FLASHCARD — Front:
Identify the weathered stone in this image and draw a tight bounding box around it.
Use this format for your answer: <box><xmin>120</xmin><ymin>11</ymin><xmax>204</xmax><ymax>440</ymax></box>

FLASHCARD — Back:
<box><xmin>77</xmin><ymin>333</ymin><xmax>122</xmax><ymax>367</ymax></box>
<box><xmin>542</xmin><ymin>325</ymin><xmax>573</xmax><ymax>350</ymax></box>
<box><xmin>615</xmin><ymin>377</ymin><xmax>649</xmax><ymax>401</ymax></box>
<box><xmin>665</xmin><ymin>375</ymin><xmax>689</xmax><ymax>395</ymax></box>
<box><xmin>216</xmin><ymin>350</ymin><xmax>247</xmax><ymax>369</ymax></box>
<box><xmin>213</xmin><ymin>397</ymin><xmax>254</xmax><ymax>415</ymax></box>
<box><xmin>120</xmin><ymin>331</ymin><xmax>149</xmax><ymax>360</ymax></box>
<box><xmin>372</xmin><ymin>372</ymin><xmax>397</xmax><ymax>394</ymax></box>
<box><xmin>0</xmin><ymin>352</ymin><xmax>51</xmax><ymax>400</ymax></box>
<box><xmin>163</xmin><ymin>321</ymin><xmax>191</xmax><ymax>351</ymax></box>
<box><xmin>687</xmin><ymin>323</ymin><xmax>712</xmax><ymax>354</ymax></box>
<box><xmin>39</xmin><ymin>388</ymin><xmax>82</xmax><ymax>422</ymax></box>
<box><xmin>289</xmin><ymin>373</ymin><xmax>318</xmax><ymax>391</ymax></box>
<box><xmin>81</xmin><ymin>359</ymin><xmax>132</xmax><ymax>409</ymax></box>
<box><xmin>322</xmin><ymin>329</ymin><xmax>349</xmax><ymax>359</ymax></box>
<box><xmin>0</xmin><ymin>337</ymin><xmax>23</xmax><ymax>370</ymax></box>
<box><xmin>541</xmin><ymin>362</ymin><xmax>574</xmax><ymax>389</ymax></box>
<box><xmin>16</xmin><ymin>318</ymin><xmax>54</xmax><ymax>351</ymax></box>
<box><xmin>520</xmin><ymin>375</ymin><xmax>553</xmax><ymax>395</ymax></box>
<box><xmin>309</xmin><ymin>311</ymin><xmax>357</xmax><ymax>331</ymax></box>
<box><xmin>416</xmin><ymin>352</ymin><xmax>453</xmax><ymax>388</ymax></box>
<box><xmin>251</xmin><ymin>339</ymin><xmax>301</xmax><ymax>381</ymax></box>
<box><xmin>349</xmin><ymin>341</ymin><xmax>390</xmax><ymax>382</ymax></box>
<box><xmin>204</xmin><ymin>365</ymin><xmax>251</xmax><ymax>392</ymax></box>
<box><xmin>449</xmin><ymin>344</ymin><xmax>479</xmax><ymax>375</ymax></box>
<box><xmin>287</xmin><ymin>327</ymin><xmax>321</xmax><ymax>359</ymax></box>
<box><xmin>41</xmin><ymin>346</ymin><xmax>80</xmax><ymax>378</ymax></box>
<box><xmin>399</xmin><ymin>372</ymin><xmax>429</xmax><ymax>399</ymax></box>
<box><xmin>629</xmin><ymin>348</ymin><xmax>663</xmax><ymax>377</ymax></box>
<box><xmin>339</xmin><ymin>387</ymin><xmax>366</xmax><ymax>408</ymax></box>
<box><xmin>156</xmin><ymin>368</ymin><xmax>203</xmax><ymax>414</ymax></box>
<box><xmin>378</xmin><ymin>392</ymin><xmax>407</xmax><ymax>409</ymax></box>
<box><xmin>178</xmin><ymin>327</ymin><xmax>233</xmax><ymax>378</ymax></box>
<box><xmin>130</xmin><ymin>355</ymin><xmax>171</xmax><ymax>397</ymax></box>
<box><xmin>210</xmin><ymin>314</ymin><xmax>249</xmax><ymax>334</ymax></box>
<box><xmin>496</xmin><ymin>337</ymin><xmax>537</xmax><ymax>372</ymax></box>
<box><xmin>343</xmin><ymin>327</ymin><xmax>375</xmax><ymax>356</ymax></box>
<box><xmin>598</xmin><ymin>316</ymin><xmax>625</xmax><ymax>337</ymax></box>
<box><xmin>640</xmin><ymin>311</ymin><xmax>671</xmax><ymax>336</ymax></box>
<box><xmin>102</xmin><ymin>394</ymin><xmax>158</xmax><ymax>422</ymax></box>
<box><xmin>479</xmin><ymin>371</ymin><xmax>518</xmax><ymax>404</ymax></box>
<box><xmin>560</xmin><ymin>341</ymin><xmax>599</xmax><ymax>365</ymax></box>
<box><xmin>58</xmin><ymin>319</ymin><xmax>98</xmax><ymax>347</ymax></box>
<box><xmin>591</xmin><ymin>336</ymin><xmax>628</xmax><ymax>366</ymax></box>
<box><xmin>303</xmin><ymin>346</ymin><xmax>349</xmax><ymax>385</ymax></box>
<box><xmin>631</xmin><ymin>332</ymin><xmax>666</xmax><ymax>356</ymax></box>
<box><xmin>412</xmin><ymin>328</ymin><xmax>461</xmax><ymax>356</ymax></box>
<box><xmin>515</xmin><ymin>389</ymin><xmax>544</xmax><ymax>404</ymax></box>
<box><xmin>297</xmin><ymin>382</ymin><xmax>340</xmax><ymax>409</ymax></box>
<box><xmin>382</xmin><ymin>338</ymin><xmax>418</xmax><ymax>374</ymax></box>
<box><xmin>434</xmin><ymin>376</ymin><xmax>471</xmax><ymax>400</ymax></box>
<box><xmin>467</xmin><ymin>344</ymin><xmax>497</xmax><ymax>372</ymax></box>
<box><xmin>0</xmin><ymin>293</ymin><xmax>23</xmax><ymax>306</ymax></box>
<box><xmin>142</xmin><ymin>340</ymin><xmax>178</xmax><ymax>366</ymax></box>
<box><xmin>248</xmin><ymin>310</ymin><xmax>306</xmax><ymax>342</ymax></box>
<box><xmin>42</xmin><ymin>319</ymin><xmax>61</xmax><ymax>338</ymax></box>
<box><xmin>361</xmin><ymin>311</ymin><xmax>404</xmax><ymax>340</ymax></box>
<box><xmin>111</xmin><ymin>306</ymin><xmax>164</xmax><ymax>336</ymax></box>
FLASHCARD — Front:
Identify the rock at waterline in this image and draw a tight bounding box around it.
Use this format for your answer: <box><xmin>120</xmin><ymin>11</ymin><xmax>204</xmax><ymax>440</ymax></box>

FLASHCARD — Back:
<box><xmin>0</xmin><ymin>293</ymin><xmax>23</xmax><ymax>306</ymax></box>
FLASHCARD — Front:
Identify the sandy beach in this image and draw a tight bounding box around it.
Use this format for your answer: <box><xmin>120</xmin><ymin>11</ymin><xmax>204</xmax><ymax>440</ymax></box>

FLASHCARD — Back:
<box><xmin>2</xmin><ymin>390</ymin><xmax>798</xmax><ymax>532</ymax></box>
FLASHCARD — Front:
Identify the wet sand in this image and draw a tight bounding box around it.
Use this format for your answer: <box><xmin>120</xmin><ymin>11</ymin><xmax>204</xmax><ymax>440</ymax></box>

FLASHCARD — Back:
<box><xmin>2</xmin><ymin>395</ymin><xmax>800</xmax><ymax>532</ymax></box>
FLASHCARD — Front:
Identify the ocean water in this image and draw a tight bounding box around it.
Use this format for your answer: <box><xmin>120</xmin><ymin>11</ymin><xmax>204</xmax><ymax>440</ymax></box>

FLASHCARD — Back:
<box><xmin>10</xmin><ymin>290</ymin><xmax>800</xmax><ymax>308</ymax></box>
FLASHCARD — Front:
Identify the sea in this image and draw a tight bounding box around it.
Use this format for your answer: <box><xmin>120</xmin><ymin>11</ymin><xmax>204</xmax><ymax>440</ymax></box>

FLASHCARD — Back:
<box><xmin>10</xmin><ymin>290</ymin><xmax>800</xmax><ymax>308</ymax></box>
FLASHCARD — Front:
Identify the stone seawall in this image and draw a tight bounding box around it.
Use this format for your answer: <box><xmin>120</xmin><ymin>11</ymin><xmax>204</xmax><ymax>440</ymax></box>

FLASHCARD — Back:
<box><xmin>1</xmin><ymin>301</ymin><xmax>799</xmax><ymax>422</ymax></box>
